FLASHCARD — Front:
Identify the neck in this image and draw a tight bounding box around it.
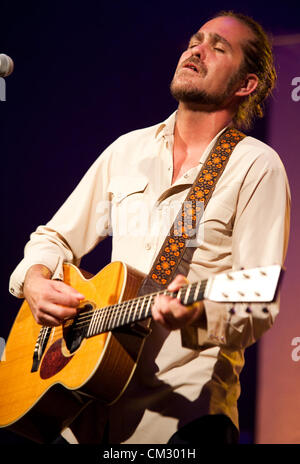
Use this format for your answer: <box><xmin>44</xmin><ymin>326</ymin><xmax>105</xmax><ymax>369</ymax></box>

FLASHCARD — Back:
<box><xmin>174</xmin><ymin>102</ymin><xmax>234</xmax><ymax>150</ymax></box>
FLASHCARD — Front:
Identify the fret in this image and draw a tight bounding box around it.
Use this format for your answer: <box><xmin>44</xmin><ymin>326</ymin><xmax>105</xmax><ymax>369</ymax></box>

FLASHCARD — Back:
<box><xmin>92</xmin><ymin>310</ymin><xmax>100</xmax><ymax>337</ymax></box>
<box><xmin>114</xmin><ymin>301</ymin><xmax>127</xmax><ymax>327</ymax></box>
<box><xmin>189</xmin><ymin>283</ymin><xmax>197</xmax><ymax>304</ymax></box>
<box><xmin>124</xmin><ymin>300</ymin><xmax>132</xmax><ymax>325</ymax></box>
<box><xmin>125</xmin><ymin>300</ymin><xmax>132</xmax><ymax>325</ymax></box>
<box><xmin>98</xmin><ymin>306</ymin><xmax>111</xmax><ymax>333</ymax></box>
<box><xmin>94</xmin><ymin>309</ymin><xmax>102</xmax><ymax>335</ymax></box>
<box><xmin>102</xmin><ymin>306</ymin><xmax>111</xmax><ymax>332</ymax></box>
<box><xmin>83</xmin><ymin>279</ymin><xmax>209</xmax><ymax>339</ymax></box>
<box><xmin>148</xmin><ymin>295</ymin><xmax>155</xmax><ymax>316</ymax></box>
<box><xmin>122</xmin><ymin>300</ymin><xmax>131</xmax><ymax>326</ymax></box>
<box><xmin>96</xmin><ymin>309</ymin><xmax>103</xmax><ymax>335</ymax></box>
<box><xmin>190</xmin><ymin>284</ymin><xmax>196</xmax><ymax>302</ymax></box>
<box><xmin>197</xmin><ymin>280</ymin><xmax>207</xmax><ymax>301</ymax></box>
<box><xmin>120</xmin><ymin>300</ymin><xmax>129</xmax><ymax>327</ymax></box>
<box><xmin>135</xmin><ymin>296</ymin><xmax>145</xmax><ymax>322</ymax></box>
<box><xmin>107</xmin><ymin>304</ymin><xmax>118</xmax><ymax>332</ymax></box>
<box><xmin>96</xmin><ymin>308</ymin><xmax>105</xmax><ymax>333</ymax></box>
<box><xmin>145</xmin><ymin>295</ymin><xmax>152</xmax><ymax>317</ymax></box>
<box><xmin>86</xmin><ymin>311</ymin><xmax>95</xmax><ymax>337</ymax></box>
<box><xmin>177</xmin><ymin>287</ymin><xmax>183</xmax><ymax>301</ymax></box>
<box><xmin>99</xmin><ymin>307</ymin><xmax>108</xmax><ymax>333</ymax></box>
<box><xmin>93</xmin><ymin>309</ymin><xmax>102</xmax><ymax>336</ymax></box>
<box><xmin>194</xmin><ymin>281</ymin><xmax>201</xmax><ymax>303</ymax></box>
<box><xmin>183</xmin><ymin>285</ymin><xmax>191</xmax><ymax>305</ymax></box>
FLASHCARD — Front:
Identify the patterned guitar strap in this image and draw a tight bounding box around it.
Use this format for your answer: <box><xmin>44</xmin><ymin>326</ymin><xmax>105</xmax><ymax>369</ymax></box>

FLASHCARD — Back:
<box><xmin>138</xmin><ymin>127</ymin><xmax>246</xmax><ymax>297</ymax></box>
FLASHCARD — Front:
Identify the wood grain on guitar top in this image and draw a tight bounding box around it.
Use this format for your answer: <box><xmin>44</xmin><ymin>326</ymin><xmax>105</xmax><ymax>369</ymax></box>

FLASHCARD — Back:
<box><xmin>0</xmin><ymin>261</ymin><xmax>147</xmax><ymax>442</ymax></box>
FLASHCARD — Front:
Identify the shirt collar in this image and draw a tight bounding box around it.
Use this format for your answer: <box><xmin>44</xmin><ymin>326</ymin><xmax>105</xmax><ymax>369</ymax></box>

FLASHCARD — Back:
<box><xmin>155</xmin><ymin>111</ymin><xmax>177</xmax><ymax>140</ymax></box>
<box><xmin>155</xmin><ymin>110</ymin><xmax>229</xmax><ymax>165</ymax></box>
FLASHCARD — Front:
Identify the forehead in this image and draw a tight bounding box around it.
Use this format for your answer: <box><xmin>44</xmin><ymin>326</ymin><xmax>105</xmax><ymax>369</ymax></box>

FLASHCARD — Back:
<box><xmin>196</xmin><ymin>16</ymin><xmax>253</xmax><ymax>50</ymax></box>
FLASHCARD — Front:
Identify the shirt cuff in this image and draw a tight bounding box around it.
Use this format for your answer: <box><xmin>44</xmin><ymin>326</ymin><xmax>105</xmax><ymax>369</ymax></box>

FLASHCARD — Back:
<box><xmin>181</xmin><ymin>300</ymin><xmax>228</xmax><ymax>349</ymax></box>
<box><xmin>9</xmin><ymin>255</ymin><xmax>65</xmax><ymax>298</ymax></box>
<box><xmin>181</xmin><ymin>299</ymin><xmax>279</xmax><ymax>351</ymax></box>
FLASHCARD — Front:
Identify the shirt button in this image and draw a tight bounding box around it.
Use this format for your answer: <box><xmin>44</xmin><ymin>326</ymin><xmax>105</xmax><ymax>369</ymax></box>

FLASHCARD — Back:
<box><xmin>145</xmin><ymin>243</ymin><xmax>151</xmax><ymax>250</ymax></box>
<box><xmin>10</xmin><ymin>288</ymin><xmax>15</xmax><ymax>294</ymax></box>
<box><xmin>184</xmin><ymin>173</ymin><xmax>189</xmax><ymax>179</ymax></box>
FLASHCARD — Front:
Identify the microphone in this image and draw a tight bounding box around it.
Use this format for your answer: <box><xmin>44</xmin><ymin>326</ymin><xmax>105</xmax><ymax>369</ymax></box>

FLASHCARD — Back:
<box><xmin>0</xmin><ymin>54</ymin><xmax>14</xmax><ymax>77</ymax></box>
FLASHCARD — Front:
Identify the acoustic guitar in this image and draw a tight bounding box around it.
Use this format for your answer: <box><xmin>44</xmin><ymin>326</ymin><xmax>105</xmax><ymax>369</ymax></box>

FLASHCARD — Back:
<box><xmin>0</xmin><ymin>261</ymin><xmax>281</xmax><ymax>443</ymax></box>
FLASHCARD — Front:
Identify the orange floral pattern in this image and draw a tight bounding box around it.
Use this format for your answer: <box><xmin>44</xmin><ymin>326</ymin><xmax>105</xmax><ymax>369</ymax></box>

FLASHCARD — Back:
<box><xmin>150</xmin><ymin>128</ymin><xmax>245</xmax><ymax>286</ymax></box>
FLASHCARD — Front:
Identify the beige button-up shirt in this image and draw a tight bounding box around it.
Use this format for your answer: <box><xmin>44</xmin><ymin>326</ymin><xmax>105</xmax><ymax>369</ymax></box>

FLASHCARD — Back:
<box><xmin>9</xmin><ymin>112</ymin><xmax>290</xmax><ymax>444</ymax></box>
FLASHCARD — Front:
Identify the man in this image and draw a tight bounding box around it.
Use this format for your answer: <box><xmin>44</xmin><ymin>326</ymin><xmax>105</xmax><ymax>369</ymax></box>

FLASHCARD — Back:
<box><xmin>9</xmin><ymin>12</ymin><xmax>290</xmax><ymax>444</ymax></box>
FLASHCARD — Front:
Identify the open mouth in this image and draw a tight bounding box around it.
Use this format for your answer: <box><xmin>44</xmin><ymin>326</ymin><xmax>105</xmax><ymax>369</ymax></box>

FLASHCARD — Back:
<box><xmin>183</xmin><ymin>63</ymin><xmax>199</xmax><ymax>73</ymax></box>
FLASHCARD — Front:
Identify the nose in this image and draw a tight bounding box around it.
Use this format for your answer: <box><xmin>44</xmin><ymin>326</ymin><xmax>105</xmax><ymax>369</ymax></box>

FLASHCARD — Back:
<box><xmin>190</xmin><ymin>42</ymin><xmax>206</xmax><ymax>61</ymax></box>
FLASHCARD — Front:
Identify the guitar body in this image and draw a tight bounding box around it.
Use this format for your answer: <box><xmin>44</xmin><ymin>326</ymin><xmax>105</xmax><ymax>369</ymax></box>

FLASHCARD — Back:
<box><xmin>0</xmin><ymin>259</ymin><xmax>281</xmax><ymax>443</ymax></box>
<box><xmin>0</xmin><ymin>261</ymin><xmax>147</xmax><ymax>443</ymax></box>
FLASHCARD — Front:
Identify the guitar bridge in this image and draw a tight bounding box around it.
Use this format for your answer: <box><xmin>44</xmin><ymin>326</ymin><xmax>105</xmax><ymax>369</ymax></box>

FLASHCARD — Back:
<box><xmin>31</xmin><ymin>326</ymin><xmax>51</xmax><ymax>372</ymax></box>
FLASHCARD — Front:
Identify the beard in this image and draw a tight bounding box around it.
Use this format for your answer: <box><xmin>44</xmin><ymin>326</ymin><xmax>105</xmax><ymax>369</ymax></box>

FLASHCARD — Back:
<box><xmin>170</xmin><ymin>65</ymin><xmax>244</xmax><ymax>110</ymax></box>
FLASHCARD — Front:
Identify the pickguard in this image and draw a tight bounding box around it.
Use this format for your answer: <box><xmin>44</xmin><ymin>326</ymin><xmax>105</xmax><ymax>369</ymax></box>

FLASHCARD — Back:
<box><xmin>39</xmin><ymin>339</ymin><xmax>73</xmax><ymax>379</ymax></box>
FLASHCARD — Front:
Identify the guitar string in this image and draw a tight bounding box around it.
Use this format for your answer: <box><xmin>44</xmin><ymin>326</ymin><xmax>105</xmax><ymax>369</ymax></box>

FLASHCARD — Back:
<box><xmin>73</xmin><ymin>280</ymin><xmax>205</xmax><ymax>327</ymax></box>
<box><xmin>34</xmin><ymin>280</ymin><xmax>205</xmax><ymax>357</ymax></box>
<box><xmin>73</xmin><ymin>281</ymin><xmax>206</xmax><ymax>331</ymax></box>
<box><xmin>31</xmin><ymin>281</ymin><xmax>203</xmax><ymax>362</ymax></box>
<box><xmin>68</xmin><ymin>281</ymin><xmax>207</xmax><ymax>336</ymax></box>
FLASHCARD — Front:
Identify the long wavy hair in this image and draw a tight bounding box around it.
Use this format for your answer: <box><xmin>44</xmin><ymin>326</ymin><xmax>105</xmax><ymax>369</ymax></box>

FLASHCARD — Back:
<box><xmin>215</xmin><ymin>11</ymin><xmax>277</xmax><ymax>131</ymax></box>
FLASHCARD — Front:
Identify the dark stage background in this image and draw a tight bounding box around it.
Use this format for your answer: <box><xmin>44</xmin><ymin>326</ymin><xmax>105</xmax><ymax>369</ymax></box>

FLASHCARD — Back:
<box><xmin>1</xmin><ymin>0</ymin><xmax>299</xmax><ymax>444</ymax></box>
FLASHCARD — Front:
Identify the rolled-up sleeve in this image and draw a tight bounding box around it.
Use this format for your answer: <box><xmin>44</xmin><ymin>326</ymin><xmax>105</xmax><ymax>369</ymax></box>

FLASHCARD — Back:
<box><xmin>9</xmin><ymin>144</ymin><xmax>114</xmax><ymax>298</ymax></box>
<box><xmin>182</xmin><ymin>150</ymin><xmax>291</xmax><ymax>351</ymax></box>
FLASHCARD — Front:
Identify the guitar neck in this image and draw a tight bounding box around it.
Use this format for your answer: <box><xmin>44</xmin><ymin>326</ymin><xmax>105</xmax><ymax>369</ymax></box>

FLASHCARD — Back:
<box><xmin>83</xmin><ymin>279</ymin><xmax>207</xmax><ymax>338</ymax></box>
<box><xmin>30</xmin><ymin>263</ymin><xmax>281</xmax><ymax>372</ymax></box>
<box><xmin>60</xmin><ymin>263</ymin><xmax>281</xmax><ymax>343</ymax></box>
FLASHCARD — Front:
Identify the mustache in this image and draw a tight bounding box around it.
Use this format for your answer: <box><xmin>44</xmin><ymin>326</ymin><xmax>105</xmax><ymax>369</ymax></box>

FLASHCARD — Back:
<box><xmin>180</xmin><ymin>56</ymin><xmax>207</xmax><ymax>76</ymax></box>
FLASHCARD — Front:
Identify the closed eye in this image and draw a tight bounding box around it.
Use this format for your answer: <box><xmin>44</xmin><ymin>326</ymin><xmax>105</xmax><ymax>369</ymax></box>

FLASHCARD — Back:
<box><xmin>214</xmin><ymin>47</ymin><xmax>225</xmax><ymax>53</ymax></box>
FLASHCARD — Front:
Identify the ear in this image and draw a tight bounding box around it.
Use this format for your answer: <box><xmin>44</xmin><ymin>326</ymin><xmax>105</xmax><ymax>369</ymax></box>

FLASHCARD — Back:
<box><xmin>235</xmin><ymin>73</ymin><xmax>259</xmax><ymax>97</ymax></box>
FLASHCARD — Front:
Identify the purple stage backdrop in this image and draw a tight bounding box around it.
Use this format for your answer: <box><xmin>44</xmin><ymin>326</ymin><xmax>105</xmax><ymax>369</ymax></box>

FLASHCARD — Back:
<box><xmin>256</xmin><ymin>37</ymin><xmax>300</xmax><ymax>444</ymax></box>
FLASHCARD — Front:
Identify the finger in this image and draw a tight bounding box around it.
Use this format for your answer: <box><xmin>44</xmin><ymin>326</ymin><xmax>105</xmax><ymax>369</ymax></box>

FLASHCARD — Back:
<box><xmin>152</xmin><ymin>294</ymin><xmax>200</xmax><ymax>330</ymax></box>
<box><xmin>43</xmin><ymin>302</ymin><xmax>79</xmax><ymax>321</ymax></box>
<box><xmin>152</xmin><ymin>295</ymin><xmax>173</xmax><ymax>325</ymax></box>
<box><xmin>34</xmin><ymin>309</ymin><xmax>62</xmax><ymax>327</ymax></box>
<box><xmin>152</xmin><ymin>295</ymin><xmax>187</xmax><ymax>329</ymax></box>
<box><xmin>48</xmin><ymin>281</ymin><xmax>85</xmax><ymax>307</ymax></box>
<box><xmin>54</xmin><ymin>280</ymin><xmax>85</xmax><ymax>298</ymax></box>
<box><xmin>167</xmin><ymin>274</ymin><xmax>189</xmax><ymax>292</ymax></box>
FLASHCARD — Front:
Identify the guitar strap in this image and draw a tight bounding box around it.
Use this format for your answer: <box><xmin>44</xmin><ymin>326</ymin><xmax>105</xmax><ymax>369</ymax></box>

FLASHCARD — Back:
<box><xmin>138</xmin><ymin>127</ymin><xmax>246</xmax><ymax>296</ymax></box>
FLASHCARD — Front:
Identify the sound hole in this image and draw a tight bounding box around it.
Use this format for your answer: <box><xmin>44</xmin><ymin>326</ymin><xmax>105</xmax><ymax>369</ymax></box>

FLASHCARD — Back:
<box><xmin>63</xmin><ymin>302</ymin><xmax>94</xmax><ymax>354</ymax></box>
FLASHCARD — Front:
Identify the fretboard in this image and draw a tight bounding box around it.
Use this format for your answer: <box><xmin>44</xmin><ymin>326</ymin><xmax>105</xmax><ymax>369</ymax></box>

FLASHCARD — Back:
<box><xmin>73</xmin><ymin>279</ymin><xmax>207</xmax><ymax>339</ymax></box>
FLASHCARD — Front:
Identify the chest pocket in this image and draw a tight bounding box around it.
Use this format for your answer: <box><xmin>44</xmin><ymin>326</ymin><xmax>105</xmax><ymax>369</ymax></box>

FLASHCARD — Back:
<box><xmin>108</xmin><ymin>176</ymin><xmax>149</xmax><ymax>239</ymax></box>
<box><xmin>108</xmin><ymin>175</ymin><xmax>148</xmax><ymax>204</ymax></box>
